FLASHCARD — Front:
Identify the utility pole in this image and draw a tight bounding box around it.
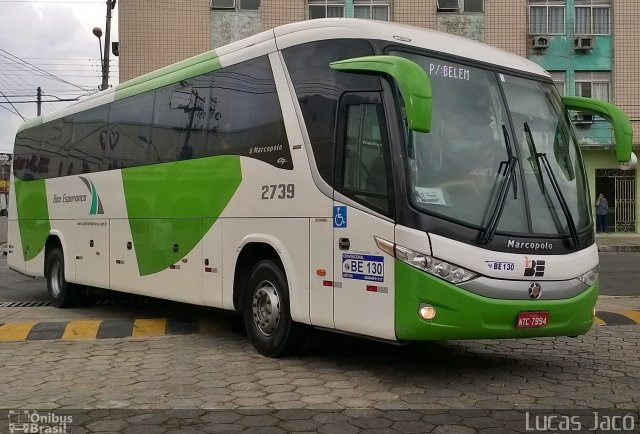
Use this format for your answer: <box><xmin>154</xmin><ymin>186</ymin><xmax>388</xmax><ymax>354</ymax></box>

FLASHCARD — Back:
<box><xmin>102</xmin><ymin>0</ymin><xmax>115</xmax><ymax>91</ymax></box>
<box><xmin>36</xmin><ymin>86</ymin><xmax>42</xmax><ymax>116</ymax></box>
<box><xmin>93</xmin><ymin>0</ymin><xmax>116</xmax><ymax>91</ymax></box>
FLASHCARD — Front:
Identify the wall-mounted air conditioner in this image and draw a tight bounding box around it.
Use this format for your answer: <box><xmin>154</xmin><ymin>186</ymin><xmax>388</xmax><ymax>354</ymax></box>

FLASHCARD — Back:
<box><xmin>532</xmin><ymin>36</ymin><xmax>549</xmax><ymax>49</ymax></box>
<box><xmin>575</xmin><ymin>36</ymin><xmax>595</xmax><ymax>51</ymax></box>
<box><xmin>573</xmin><ymin>112</ymin><xmax>594</xmax><ymax>126</ymax></box>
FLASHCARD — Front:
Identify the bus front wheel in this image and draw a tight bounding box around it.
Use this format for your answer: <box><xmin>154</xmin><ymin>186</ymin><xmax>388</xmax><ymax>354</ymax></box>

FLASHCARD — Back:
<box><xmin>46</xmin><ymin>248</ymin><xmax>80</xmax><ymax>308</ymax></box>
<box><xmin>243</xmin><ymin>259</ymin><xmax>305</xmax><ymax>357</ymax></box>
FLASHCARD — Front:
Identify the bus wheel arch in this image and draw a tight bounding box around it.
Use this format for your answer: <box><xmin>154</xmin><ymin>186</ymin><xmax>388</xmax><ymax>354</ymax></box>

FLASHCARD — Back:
<box><xmin>233</xmin><ymin>242</ymin><xmax>306</xmax><ymax>357</ymax></box>
<box><xmin>44</xmin><ymin>235</ymin><xmax>80</xmax><ymax>308</ymax></box>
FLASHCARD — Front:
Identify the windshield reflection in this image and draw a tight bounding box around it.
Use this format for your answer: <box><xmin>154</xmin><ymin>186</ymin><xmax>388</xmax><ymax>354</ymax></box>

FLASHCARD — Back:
<box><xmin>393</xmin><ymin>51</ymin><xmax>590</xmax><ymax>237</ymax></box>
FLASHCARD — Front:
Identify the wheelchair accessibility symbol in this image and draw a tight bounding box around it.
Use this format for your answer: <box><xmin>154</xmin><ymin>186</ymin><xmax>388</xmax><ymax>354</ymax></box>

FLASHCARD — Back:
<box><xmin>333</xmin><ymin>206</ymin><xmax>347</xmax><ymax>228</ymax></box>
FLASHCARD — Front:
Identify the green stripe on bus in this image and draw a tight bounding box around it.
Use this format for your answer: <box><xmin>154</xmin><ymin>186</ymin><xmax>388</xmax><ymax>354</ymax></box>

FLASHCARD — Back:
<box><xmin>14</xmin><ymin>178</ymin><xmax>51</xmax><ymax>261</ymax></box>
<box><xmin>115</xmin><ymin>52</ymin><xmax>221</xmax><ymax>101</ymax></box>
<box><xmin>121</xmin><ymin>155</ymin><xmax>242</xmax><ymax>276</ymax></box>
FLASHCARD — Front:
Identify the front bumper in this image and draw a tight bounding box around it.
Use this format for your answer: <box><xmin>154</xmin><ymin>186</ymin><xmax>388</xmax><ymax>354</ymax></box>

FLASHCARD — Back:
<box><xmin>395</xmin><ymin>261</ymin><xmax>598</xmax><ymax>341</ymax></box>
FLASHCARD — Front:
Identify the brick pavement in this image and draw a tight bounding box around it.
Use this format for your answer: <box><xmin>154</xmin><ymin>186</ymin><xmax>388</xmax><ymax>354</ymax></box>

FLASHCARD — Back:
<box><xmin>0</xmin><ymin>323</ymin><xmax>638</xmax><ymax>433</ymax></box>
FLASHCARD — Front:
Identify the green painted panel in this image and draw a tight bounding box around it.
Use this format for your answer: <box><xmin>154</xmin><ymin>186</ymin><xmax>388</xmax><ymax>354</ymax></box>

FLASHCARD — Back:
<box><xmin>394</xmin><ymin>261</ymin><xmax>597</xmax><ymax>340</ymax></box>
<box><xmin>122</xmin><ymin>156</ymin><xmax>242</xmax><ymax>275</ymax></box>
<box><xmin>115</xmin><ymin>56</ymin><xmax>221</xmax><ymax>101</ymax></box>
<box><xmin>563</xmin><ymin>96</ymin><xmax>633</xmax><ymax>163</ymax></box>
<box><xmin>14</xmin><ymin>178</ymin><xmax>51</xmax><ymax>261</ymax></box>
<box><xmin>330</xmin><ymin>55</ymin><xmax>432</xmax><ymax>133</ymax></box>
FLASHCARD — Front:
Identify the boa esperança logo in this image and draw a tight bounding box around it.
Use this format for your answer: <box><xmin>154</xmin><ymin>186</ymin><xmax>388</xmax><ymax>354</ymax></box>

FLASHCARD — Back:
<box><xmin>52</xmin><ymin>177</ymin><xmax>104</xmax><ymax>215</ymax></box>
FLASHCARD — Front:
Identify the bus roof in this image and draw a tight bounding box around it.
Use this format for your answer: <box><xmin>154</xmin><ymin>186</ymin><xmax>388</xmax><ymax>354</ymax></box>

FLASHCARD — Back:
<box><xmin>20</xmin><ymin>18</ymin><xmax>548</xmax><ymax>131</ymax></box>
<box><xmin>273</xmin><ymin>19</ymin><xmax>549</xmax><ymax>78</ymax></box>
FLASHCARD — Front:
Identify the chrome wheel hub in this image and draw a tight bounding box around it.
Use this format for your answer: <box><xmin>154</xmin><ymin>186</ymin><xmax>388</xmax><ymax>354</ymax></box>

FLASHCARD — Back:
<box><xmin>252</xmin><ymin>280</ymin><xmax>281</xmax><ymax>336</ymax></box>
<box><xmin>50</xmin><ymin>262</ymin><xmax>62</xmax><ymax>297</ymax></box>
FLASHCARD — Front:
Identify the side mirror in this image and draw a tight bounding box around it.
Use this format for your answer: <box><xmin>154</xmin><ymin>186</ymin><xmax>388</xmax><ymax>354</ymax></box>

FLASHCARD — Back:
<box><xmin>170</xmin><ymin>87</ymin><xmax>194</xmax><ymax>110</ymax></box>
<box><xmin>562</xmin><ymin>96</ymin><xmax>636</xmax><ymax>170</ymax></box>
<box><xmin>329</xmin><ymin>55</ymin><xmax>432</xmax><ymax>133</ymax></box>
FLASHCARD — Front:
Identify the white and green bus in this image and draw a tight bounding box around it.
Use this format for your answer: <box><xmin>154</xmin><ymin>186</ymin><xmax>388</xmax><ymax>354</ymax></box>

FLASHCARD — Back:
<box><xmin>8</xmin><ymin>19</ymin><xmax>636</xmax><ymax>356</ymax></box>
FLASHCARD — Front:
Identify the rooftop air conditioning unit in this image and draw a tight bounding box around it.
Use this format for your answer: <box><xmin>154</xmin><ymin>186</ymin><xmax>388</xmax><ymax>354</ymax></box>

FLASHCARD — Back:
<box><xmin>532</xmin><ymin>36</ymin><xmax>549</xmax><ymax>49</ymax></box>
<box><xmin>575</xmin><ymin>36</ymin><xmax>595</xmax><ymax>51</ymax></box>
<box><xmin>573</xmin><ymin>112</ymin><xmax>594</xmax><ymax>126</ymax></box>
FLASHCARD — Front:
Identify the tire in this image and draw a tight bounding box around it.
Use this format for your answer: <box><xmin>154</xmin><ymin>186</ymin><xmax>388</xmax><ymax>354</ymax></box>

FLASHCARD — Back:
<box><xmin>243</xmin><ymin>259</ymin><xmax>306</xmax><ymax>357</ymax></box>
<box><xmin>46</xmin><ymin>248</ymin><xmax>80</xmax><ymax>308</ymax></box>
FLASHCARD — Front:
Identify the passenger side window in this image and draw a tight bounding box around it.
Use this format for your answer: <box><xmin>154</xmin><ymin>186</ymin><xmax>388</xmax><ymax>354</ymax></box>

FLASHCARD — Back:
<box><xmin>108</xmin><ymin>92</ymin><xmax>155</xmax><ymax>169</ymax></box>
<box><xmin>204</xmin><ymin>56</ymin><xmax>291</xmax><ymax>168</ymax></box>
<box><xmin>336</xmin><ymin>94</ymin><xmax>393</xmax><ymax>216</ymax></box>
<box><xmin>41</xmin><ymin>117</ymin><xmax>72</xmax><ymax>178</ymax></box>
<box><xmin>153</xmin><ymin>74</ymin><xmax>212</xmax><ymax>163</ymax></box>
<box><xmin>12</xmin><ymin>125</ymin><xmax>43</xmax><ymax>180</ymax></box>
<box><xmin>69</xmin><ymin>105</ymin><xmax>109</xmax><ymax>175</ymax></box>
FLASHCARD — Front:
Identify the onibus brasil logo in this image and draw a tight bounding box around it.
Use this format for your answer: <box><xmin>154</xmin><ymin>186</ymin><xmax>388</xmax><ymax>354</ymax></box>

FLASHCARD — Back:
<box><xmin>8</xmin><ymin>410</ymin><xmax>72</xmax><ymax>433</ymax></box>
<box><xmin>51</xmin><ymin>177</ymin><xmax>104</xmax><ymax>215</ymax></box>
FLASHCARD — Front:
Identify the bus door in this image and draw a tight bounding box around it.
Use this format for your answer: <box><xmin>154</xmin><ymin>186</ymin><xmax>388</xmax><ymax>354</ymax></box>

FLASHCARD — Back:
<box><xmin>333</xmin><ymin>92</ymin><xmax>396</xmax><ymax>341</ymax></box>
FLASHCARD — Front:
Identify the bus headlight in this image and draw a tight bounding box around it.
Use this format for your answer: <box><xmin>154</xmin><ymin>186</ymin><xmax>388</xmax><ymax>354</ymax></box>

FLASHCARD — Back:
<box><xmin>375</xmin><ymin>237</ymin><xmax>478</xmax><ymax>284</ymax></box>
<box><xmin>577</xmin><ymin>266</ymin><xmax>599</xmax><ymax>286</ymax></box>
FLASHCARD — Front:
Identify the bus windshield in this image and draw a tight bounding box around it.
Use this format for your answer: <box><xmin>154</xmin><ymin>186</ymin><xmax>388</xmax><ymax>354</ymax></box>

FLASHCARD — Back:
<box><xmin>393</xmin><ymin>51</ymin><xmax>591</xmax><ymax>237</ymax></box>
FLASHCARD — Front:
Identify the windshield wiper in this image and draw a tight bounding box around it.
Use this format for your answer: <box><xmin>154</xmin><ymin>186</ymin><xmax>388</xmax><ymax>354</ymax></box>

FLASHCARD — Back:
<box><xmin>524</xmin><ymin>122</ymin><xmax>580</xmax><ymax>249</ymax></box>
<box><xmin>477</xmin><ymin>125</ymin><xmax>518</xmax><ymax>244</ymax></box>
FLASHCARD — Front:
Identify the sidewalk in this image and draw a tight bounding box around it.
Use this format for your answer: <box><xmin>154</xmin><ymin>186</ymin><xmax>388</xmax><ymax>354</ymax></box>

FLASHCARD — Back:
<box><xmin>596</xmin><ymin>232</ymin><xmax>640</xmax><ymax>252</ymax></box>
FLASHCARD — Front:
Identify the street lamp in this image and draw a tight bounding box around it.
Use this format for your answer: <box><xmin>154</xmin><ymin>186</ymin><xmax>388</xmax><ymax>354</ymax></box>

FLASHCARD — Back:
<box><xmin>92</xmin><ymin>27</ymin><xmax>106</xmax><ymax>90</ymax></box>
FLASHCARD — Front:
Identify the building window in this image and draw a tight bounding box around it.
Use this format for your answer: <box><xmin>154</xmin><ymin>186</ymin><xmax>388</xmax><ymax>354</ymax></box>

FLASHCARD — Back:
<box><xmin>437</xmin><ymin>0</ymin><xmax>483</xmax><ymax>13</ymax></box>
<box><xmin>529</xmin><ymin>1</ymin><xmax>565</xmax><ymax>35</ymax></box>
<box><xmin>575</xmin><ymin>0</ymin><xmax>610</xmax><ymax>35</ymax></box>
<box><xmin>549</xmin><ymin>71</ymin><xmax>565</xmax><ymax>95</ymax></box>
<box><xmin>574</xmin><ymin>71</ymin><xmax>610</xmax><ymax>102</ymax></box>
<box><xmin>309</xmin><ymin>0</ymin><xmax>345</xmax><ymax>19</ymax></box>
<box><xmin>354</xmin><ymin>0</ymin><xmax>390</xmax><ymax>21</ymax></box>
<box><xmin>211</xmin><ymin>0</ymin><xmax>260</xmax><ymax>10</ymax></box>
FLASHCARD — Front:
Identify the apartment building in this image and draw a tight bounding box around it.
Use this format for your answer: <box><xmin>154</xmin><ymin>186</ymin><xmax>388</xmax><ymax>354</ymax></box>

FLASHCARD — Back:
<box><xmin>118</xmin><ymin>0</ymin><xmax>639</xmax><ymax>232</ymax></box>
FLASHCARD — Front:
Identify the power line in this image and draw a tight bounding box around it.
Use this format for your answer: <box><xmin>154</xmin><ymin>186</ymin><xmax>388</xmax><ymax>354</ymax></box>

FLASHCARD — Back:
<box><xmin>0</xmin><ymin>49</ymin><xmax>89</xmax><ymax>90</ymax></box>
<box><xmin>0</xmin><ymin>90</ymin><xmax>26</xmax><ymax>121</ymax></box>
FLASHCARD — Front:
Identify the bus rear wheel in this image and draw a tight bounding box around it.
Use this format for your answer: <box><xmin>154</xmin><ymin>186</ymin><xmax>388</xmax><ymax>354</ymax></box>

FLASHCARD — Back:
<box><xmin>46</xmin><ymin>248</ymin><xmax>80</xmax><ymax>308</ymax></box>
<box><xmin>243</xmin><ymin>259</ymin><xmax>305</xmax><ymax>357</ymax></box>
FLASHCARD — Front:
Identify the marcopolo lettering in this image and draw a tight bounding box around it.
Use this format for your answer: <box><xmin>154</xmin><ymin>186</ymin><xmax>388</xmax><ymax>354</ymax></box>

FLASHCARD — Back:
<box><xmin>506</xmin><ymin>239</ymin><xmax>553</xmax><ymax>251</ymax></box>
<box><xmin>249</xmin><ymin>144</ymin><xmax>282</xmax><ymax>155</ymax></box>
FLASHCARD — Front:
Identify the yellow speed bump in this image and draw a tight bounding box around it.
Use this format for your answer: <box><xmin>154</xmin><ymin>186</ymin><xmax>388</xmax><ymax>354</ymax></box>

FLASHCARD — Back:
<box><xmin>62</xmin><ymin>320</ymin><xmax>102</xmax><ymax>340</ymax></box>
<box><xmin>593</xmin><ymin>316</ymin><xmax>606</xmax><ymax>326</ymax></box>
<box><xmin>132</xmin><ymin>318</ymin><xmax>167</xmax><ymax>337</ymax></box>
<box><xmin>618</xmin><ymin>309</ymin><xmax>640</xmax><ymax>324</ymax></box>
<box><xmin>0</xmin><ymin>321</ymin><xmax>37</xmax><ymax>341</ymax></box>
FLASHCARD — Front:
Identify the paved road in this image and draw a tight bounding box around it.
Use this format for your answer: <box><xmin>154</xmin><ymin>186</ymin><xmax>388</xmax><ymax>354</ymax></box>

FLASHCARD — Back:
<box><xmin>0</xmin><ymin>329</ymin><xmax>637</xmax><ymax>433</ymax></box>
<box><xmin>0</xmin><ymin>320</ymin><xmax>638</xmax><ymax>432</ymax></box>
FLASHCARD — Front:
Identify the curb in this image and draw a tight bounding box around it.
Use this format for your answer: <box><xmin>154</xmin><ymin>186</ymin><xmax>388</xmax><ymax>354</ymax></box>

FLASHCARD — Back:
<box><xmin>0</xmin><ymin>317</ymin><xmax>227</xmax><ymax>342</ymax></box>
<box><xmin>0</xmin><ymin>311</ymin><xmax>638</xmax><ymax>342</ymax></box>
<box><xmin>597</xmin><ymin>245</ymin><xmax>640</xmax><ymax>253</ymax></box>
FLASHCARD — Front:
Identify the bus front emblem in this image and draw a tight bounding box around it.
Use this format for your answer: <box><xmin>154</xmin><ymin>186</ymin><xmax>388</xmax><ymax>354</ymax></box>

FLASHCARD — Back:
<box><xmin>528</xmin><ymin>282</ymin><xmax>542</xmax><ymax>300</ymax></box>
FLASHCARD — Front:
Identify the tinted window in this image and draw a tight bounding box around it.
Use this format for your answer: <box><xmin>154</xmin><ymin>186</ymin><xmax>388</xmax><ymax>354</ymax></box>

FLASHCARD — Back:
<box><xmin>337</xmin><ymin>96</ymin><xmax>392</xmax><ymax>216</ymax></box>
<box><xmin>153</xmin><ymin>74</ymin><xmax>212</xmax><ymax>163</ymax></box>
<box><xmin>205</xmin><ymin>56</ymin><xmax>291</xmax><ymax>169</ymax></box>
<box><xmin>282</xmin><ymin>39</ymin><xmax>378</xmax><ymax>185</ymax></box>
<box><xmin>69</xmin><ymin>105</ymin><xmax>109</xmax><ymax>175</ymax></box>
<box><xmin>41</xmin><ymin>117</ymin><xmax>72</xmax><ymax>178</ymax></box>
<box><xmin>13</xmin><ymin>125</ymin><xmax>43</xmax><ymax>180</ymax></box>
<box><xmin>108</xmin><ymin>92</ymin><xmax>155</xmax><ymax>169</ymax></box>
